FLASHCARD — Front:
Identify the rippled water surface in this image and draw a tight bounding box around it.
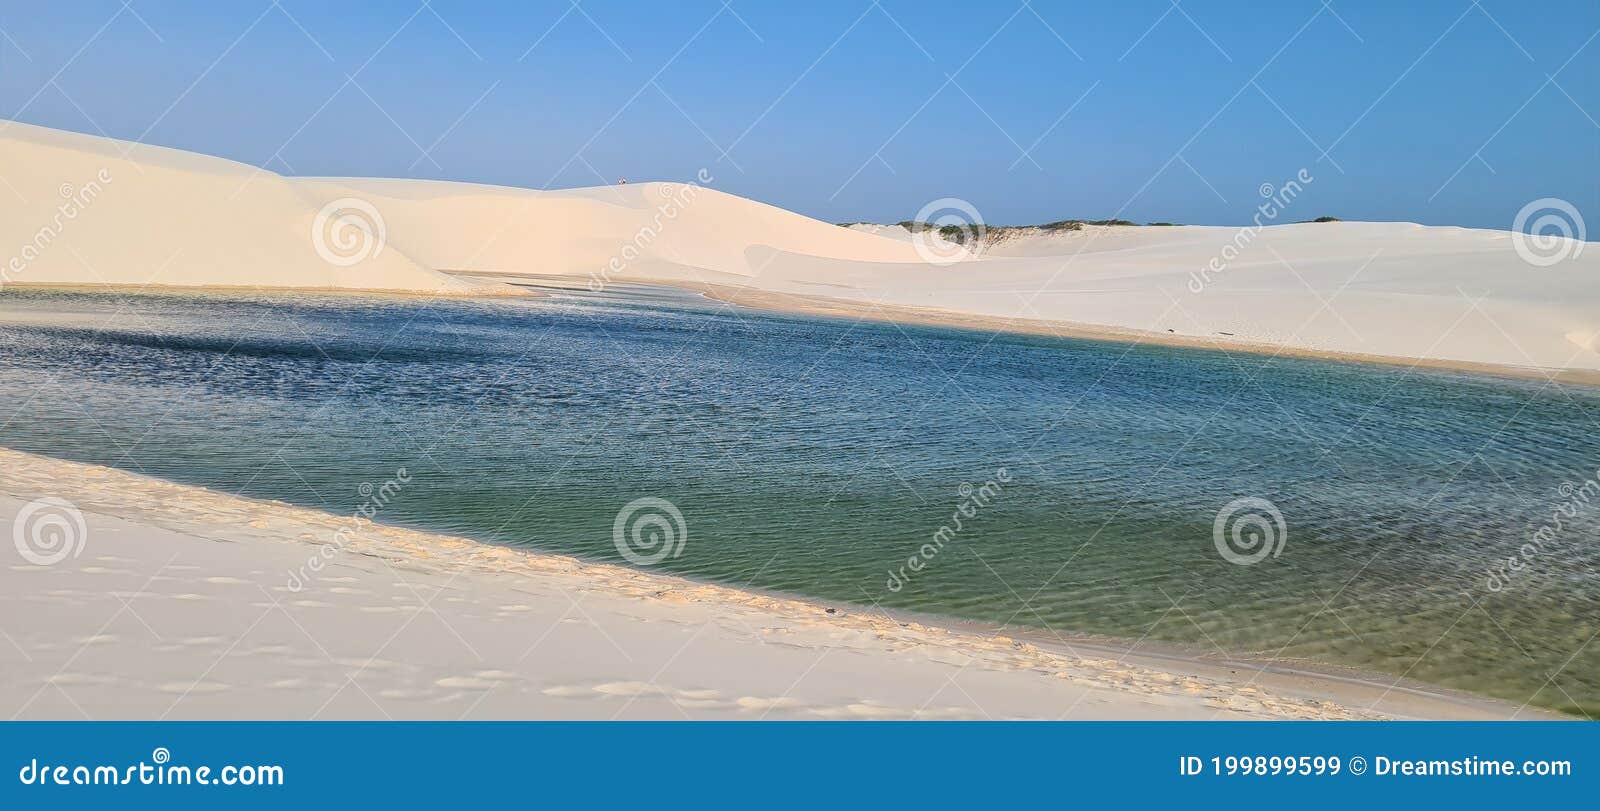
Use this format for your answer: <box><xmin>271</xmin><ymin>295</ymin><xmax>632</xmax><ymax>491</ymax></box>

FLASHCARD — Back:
<box><xmin>1</xmin><ymin>287</ymin><xmax>1597</xmax><ymax>714</ymax></box>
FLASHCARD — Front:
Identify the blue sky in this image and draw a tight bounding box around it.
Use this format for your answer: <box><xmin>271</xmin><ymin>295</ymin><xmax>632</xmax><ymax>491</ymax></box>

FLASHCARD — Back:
<box><xmin>1</xmin><ymin>1</ymin><xmax>1596</xmax><ymax>230</ymax></box>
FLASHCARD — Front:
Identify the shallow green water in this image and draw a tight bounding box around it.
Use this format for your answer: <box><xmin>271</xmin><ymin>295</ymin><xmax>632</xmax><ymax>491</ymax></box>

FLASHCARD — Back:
<box><xmin>1</xmin><ymin>287</ymin><xmax>1596</xmax><ymax>714</ymax></box>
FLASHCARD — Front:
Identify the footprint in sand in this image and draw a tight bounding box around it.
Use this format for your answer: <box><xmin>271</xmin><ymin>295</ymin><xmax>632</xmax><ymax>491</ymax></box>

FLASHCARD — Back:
<box><xmin>545</xmin><ymin>682</ymin><xmax>734</xmax><ymax>707</ymax></box>
<box><xmin>735</xmin><ymin>696</ymin><xmax>803</xmax><ymax>711</ymax></box>
<box><xmin>675</xmin><ymin>697</ymin><xmax>735</xmax><ymax>710</ymax></box>
<box><xmin>46</xmin><ymin>673</ymin><xmax>116</xmax><ymax>686</ymax></box>
<box><xmin>473</xmin><ymin>670</ymin><xmax>521</xmax><ymax>681</ymax></box>
<box><xmin>377</xmin><ymin>688</ymin><xmax>433</xmax><ymax>700</ymax></box>
<box><xmin>540</xmin><ymin>684</ymin><xmax>597</xmax><ymax>698</ymax></box>
<box><xmin>807</xmin><ymin>702</ymin><xmax>975</xmax><ymax>720</ymax></box>
<box><xmin>434</xmin><ymin>676</ymin><xmax>495</xmax><ymax>690</ymax></box>
<box><xmin>157</xmin><ymin>681</ymin><xmax>228</xmax><ymax>695</ymax></box>
<box><xmin>591</xmin><ymin>681</ymin><xmax>665</xmax><ymax>697</ymax></box>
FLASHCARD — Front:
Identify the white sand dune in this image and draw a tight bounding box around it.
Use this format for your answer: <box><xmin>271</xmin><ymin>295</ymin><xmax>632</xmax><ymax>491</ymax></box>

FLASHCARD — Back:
<box><xmin>0</xmin><ymin>122</ymin><xmax>500</xmax><ymax>295</ymax></box>
<box><xmin>3</xmin><ymin>121</ymin><xmax>1596</xmax><ymax>374</ymax></box>
<box><xmin>800</xmin><ymin>221</ymin><xmax>1600</xmax><ymax>375</ymax></box>
<box><xmin>299</xmin><ymin>176</ymin><xmax>928</xmax><ymax>275</ymax></box>
<box><xmin>2</xmin><ymin>448</ymin><xmax>1548</xmax><ymax>721</ymax></box>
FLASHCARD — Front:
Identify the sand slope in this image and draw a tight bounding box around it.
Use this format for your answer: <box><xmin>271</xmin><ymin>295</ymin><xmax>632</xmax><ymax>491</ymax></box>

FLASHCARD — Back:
<box><xmin>0</xmin><ymin>122</ymin><xmax>497</xmax><ymax>295</ymax></box>
<box><xmin>795</xmin><ymin>221</ymin><xmax>1600</xmax><ymax>374</ymax></box>
<box><xmin>295</xmin><ymin>177</ymin><xmax>928</xmax><ymax>278</ymax></box>
<box><xmin>3</xmin><ymin>121</ymin><xmax>1596</xmax><ymax>373</ymax></box>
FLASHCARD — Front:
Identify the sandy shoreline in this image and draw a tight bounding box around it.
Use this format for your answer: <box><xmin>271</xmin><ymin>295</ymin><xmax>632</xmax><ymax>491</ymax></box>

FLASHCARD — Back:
<box><xmin>684</xmin><ymin>282</ymin><xmax>1600</xmax><ymax>388</ymax></box>
<box><xmin>0</xmin><ymin>447</ymin><xmax>1556</xmax><ymax>720</ymax></box>
<box><xmin>4</xmin><ymin>281</ymin><xmax>536</xmax><ymax>299</ymax></box>
<box><xmin>18</xmin><ymin>274</ymin><xmax>1592</xmax><ymax>390</ymax></box>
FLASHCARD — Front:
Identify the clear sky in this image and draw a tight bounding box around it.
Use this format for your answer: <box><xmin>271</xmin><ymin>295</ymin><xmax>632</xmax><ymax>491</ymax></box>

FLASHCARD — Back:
<box><xmin>2</xmin><ymin>1</ymin><xmax>1596</xmax><ymax>230</ymax></box>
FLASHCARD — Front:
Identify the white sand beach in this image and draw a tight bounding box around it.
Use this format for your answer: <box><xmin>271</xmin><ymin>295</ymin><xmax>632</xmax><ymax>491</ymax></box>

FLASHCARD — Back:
<box><xmin>4</xmin><ymin>121</ymin><xmax>1596</xmax><ymax>379</ymax></box>
<box><xmin>0</xmin><ymin>448</ymin><xmax>1554</xmax><ymax>721</ymax></box>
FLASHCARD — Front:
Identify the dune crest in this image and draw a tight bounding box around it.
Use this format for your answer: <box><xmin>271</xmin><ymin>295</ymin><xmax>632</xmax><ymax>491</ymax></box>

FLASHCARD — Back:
<box><xmin>3</xmin><ymin>121</ymin><xmax>1597</xmax><ymax>374</ymax></box>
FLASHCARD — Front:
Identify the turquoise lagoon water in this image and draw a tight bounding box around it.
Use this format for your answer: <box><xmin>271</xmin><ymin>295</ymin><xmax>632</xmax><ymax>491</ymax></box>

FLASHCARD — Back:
<box><xmin>0</xmin><ymin>287</ymin><xmax>1596</xmax><ymax>715</ymax></box>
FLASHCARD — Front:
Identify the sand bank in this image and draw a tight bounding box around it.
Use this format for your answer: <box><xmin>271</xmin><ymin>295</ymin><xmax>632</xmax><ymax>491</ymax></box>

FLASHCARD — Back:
<box><xmin>0</xmin><ymin>448</ymin><xmax>1552</xmax><ymax>720</ymax></box>
<box><xmin>683</xmin><ymin>282</ymin><xmax>1600</xmax><ymax>387</ymax></box>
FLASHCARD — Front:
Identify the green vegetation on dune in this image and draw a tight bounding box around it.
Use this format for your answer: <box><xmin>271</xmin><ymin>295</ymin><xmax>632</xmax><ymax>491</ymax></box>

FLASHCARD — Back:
<box><xmin>838</xmin><ymin>218</ymin><xmax>1146</xmax><ymax>242</ymax></box>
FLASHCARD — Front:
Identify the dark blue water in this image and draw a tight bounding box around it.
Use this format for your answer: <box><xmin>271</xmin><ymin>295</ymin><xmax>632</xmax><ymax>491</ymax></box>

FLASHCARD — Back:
<box><xmin>1</xmin><ymin>286</ymin><xmax>1596</xmax><ymax>715</ymax></box>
